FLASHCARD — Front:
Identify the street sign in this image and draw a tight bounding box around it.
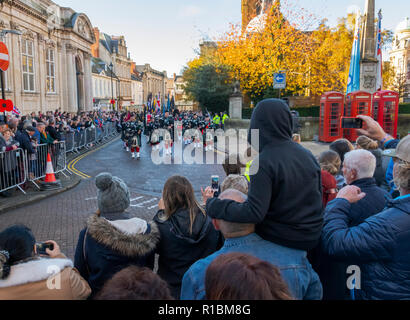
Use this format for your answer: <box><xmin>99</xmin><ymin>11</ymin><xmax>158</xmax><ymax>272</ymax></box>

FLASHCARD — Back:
<box><xmin>0</xmin><ymin>42</ymin><xmax>9</xmax><ymax>72</ymax></box>
<box><xmin>273</xmin><ymin>72</ymin><xmax>286</xmax><ymax>89</ymax></box>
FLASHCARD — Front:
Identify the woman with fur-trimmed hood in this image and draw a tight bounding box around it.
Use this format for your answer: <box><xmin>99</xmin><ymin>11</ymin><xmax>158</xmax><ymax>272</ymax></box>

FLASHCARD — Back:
<box><xmin>74</xmin><ymin>173</ymin><xmax>160</xmax><ymax>298</ymax></box>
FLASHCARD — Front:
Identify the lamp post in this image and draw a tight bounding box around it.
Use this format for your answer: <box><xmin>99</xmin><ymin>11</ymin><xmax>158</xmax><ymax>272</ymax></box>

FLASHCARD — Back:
<box><xmin>109</xmin><ymin>62</ymin><xmax>114</xmax><ymax>111</ymax></box>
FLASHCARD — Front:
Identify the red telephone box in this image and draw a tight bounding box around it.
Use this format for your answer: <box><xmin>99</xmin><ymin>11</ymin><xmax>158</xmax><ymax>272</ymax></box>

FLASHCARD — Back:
<box><xmin>373</xmin><ymin>91</ymin><xmax>399</xmax><ymax>138</ymax></box>
<box><xmin>319</xmin><ymin>92</ymin><xmax>344</xmax><ymax>143</ymax></box>
<box><xmin>344</xmin><ymin>91</ymin><xmax>372</xmax><ymax>142</ymax></box>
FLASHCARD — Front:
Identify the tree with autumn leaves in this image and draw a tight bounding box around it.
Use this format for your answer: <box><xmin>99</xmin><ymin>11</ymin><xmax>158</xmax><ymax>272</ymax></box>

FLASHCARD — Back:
<box><xmin>183</xmin><ymin>2</ymin><xmax>392</xmax><ymax>109</ymax></box>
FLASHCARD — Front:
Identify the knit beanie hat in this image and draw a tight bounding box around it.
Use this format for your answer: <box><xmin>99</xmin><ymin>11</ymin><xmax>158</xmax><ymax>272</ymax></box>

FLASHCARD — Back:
<box><xmin>96</xmin><ymin>173</ymin><xmax>130</xmax><ymax>214</ymax></box>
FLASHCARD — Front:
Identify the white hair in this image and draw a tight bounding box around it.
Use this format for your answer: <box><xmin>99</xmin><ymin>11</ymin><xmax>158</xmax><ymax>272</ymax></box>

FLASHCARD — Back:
<box><xmin>344</xmin><ymin>150</ymin><xmax>376</xmax><ymax>180</ymax></box>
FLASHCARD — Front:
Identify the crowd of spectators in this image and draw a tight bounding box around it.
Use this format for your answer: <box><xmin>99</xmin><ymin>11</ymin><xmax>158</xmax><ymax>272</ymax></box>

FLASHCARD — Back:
<box><xmin>0</xmin><ymin>110</ymin><xmax>120</xmax><ymax>197</ymax></box>
<box><xmin>0</xmin><ymin>100</ymin><xmax>409</xmax><ymax>301</ymax></box>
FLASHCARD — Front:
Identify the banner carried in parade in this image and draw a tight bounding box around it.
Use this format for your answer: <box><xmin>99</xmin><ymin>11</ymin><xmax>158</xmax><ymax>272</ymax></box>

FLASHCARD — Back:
<box><xmin>375</xmin><ymin>9</ymin><xmax>383</xmax><ymax>92</ymax></box>
<box><xmin>346</xmin><ymin>11</ymin><xmax>361</xmax><ymax>94</ymax></box>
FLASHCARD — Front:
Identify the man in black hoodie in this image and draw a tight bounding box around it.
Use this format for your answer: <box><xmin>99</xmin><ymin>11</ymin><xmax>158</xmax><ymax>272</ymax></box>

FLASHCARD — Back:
<box><xmin>206</xmin><ymin>99</ymin><xmax>323</xmax><ymax>251</ymax></box>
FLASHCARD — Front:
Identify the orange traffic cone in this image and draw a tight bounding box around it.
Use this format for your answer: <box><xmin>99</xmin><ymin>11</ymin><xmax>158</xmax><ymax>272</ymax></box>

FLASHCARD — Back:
<box><xmin>40</xmin><ymin>153</ymin><xmax>62</xmax><ymax>191</ymax></box>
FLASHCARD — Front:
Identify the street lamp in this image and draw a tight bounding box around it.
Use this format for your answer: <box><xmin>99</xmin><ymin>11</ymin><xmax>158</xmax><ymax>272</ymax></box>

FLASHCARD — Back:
<box><xmin>109</xmin><ymin>62</ymin><xmax>114</xmax><ymax>111</ymax></box>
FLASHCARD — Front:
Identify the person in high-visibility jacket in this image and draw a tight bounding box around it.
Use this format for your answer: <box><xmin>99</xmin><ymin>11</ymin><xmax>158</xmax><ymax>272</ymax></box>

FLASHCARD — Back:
<box><xmin>244</xmin><ymin>160</ymin><xmax>254</xmax><ymax>183</ymax></box>
<box><xmin>222</xmin><ymin>113</ymin><xmax>229</xmax><ymax>124</ymax></box>
<box><xmin>213</xmin><ymin>114</ymin><xmax>221</xmax><ymax>127</ymax></box>
<box><xmin>222</xmin><ymin>113</ymin><xmax>230</xmax><ymax>130</ymax></box>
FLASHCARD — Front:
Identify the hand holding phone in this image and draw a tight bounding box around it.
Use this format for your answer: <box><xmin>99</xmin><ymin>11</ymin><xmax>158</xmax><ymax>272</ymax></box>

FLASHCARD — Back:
<box><xmin>341</xmin><ymin>117</ymin><xmax>364</xmax><ymax>129</ymax></box>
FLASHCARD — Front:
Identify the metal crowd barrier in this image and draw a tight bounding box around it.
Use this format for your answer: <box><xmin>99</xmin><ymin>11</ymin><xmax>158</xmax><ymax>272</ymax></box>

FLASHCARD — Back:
<box><xmin>0</xmin><ymin>123</ymin><xmax>120</xmax><ymax>194</ymax></box>
<box><xmin>0</xmin><ymin>148</ymin><xmax>27</xmax><ymax>195</ymax></box>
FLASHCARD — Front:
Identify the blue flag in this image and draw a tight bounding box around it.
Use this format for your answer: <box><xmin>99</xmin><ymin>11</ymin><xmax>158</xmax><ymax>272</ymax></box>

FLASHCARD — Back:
<box><xmin>167</xmin><ymin>93</ymin><xmax>170</xmax><ymax>112</ymax></box>
<box><xmin>347</xmin><ymin>12</ymin><xmax>361</xmax><ymax>94</ymax></box>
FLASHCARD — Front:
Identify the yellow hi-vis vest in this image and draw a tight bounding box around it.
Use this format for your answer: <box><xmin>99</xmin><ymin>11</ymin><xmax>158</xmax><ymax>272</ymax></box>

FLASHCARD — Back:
<box><xmin>244</xmin><ymin>160</ymin><xmax>254</xmax><ymax>182</ymax></box>
<box><xmin>213</xmin><ymin>115</ymin><xmax>221</xmax><ymax>124</ymax></box>
<box><xmin>222</xmin><ymin>114</ymin><xmax>230</xmax><ymax>124</ymax></box>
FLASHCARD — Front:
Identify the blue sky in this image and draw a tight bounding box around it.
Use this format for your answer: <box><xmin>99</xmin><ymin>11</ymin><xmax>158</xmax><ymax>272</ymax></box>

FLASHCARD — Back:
<box><xmin>59</xmin><ymin>0</ymin><xmax>410</xmax><ymax>75</ymax></box>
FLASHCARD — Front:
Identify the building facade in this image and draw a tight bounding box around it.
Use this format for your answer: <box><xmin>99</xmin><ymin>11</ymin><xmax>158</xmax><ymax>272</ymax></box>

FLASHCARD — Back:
<box><xmin>91</xmin><ymin>57</ymin><xmax>118</xmax><ymax>110</ymax></box>
<box><xmin>130</xmin><ymin>63</ymin><xmax>143</xmax><ymax>109</ymax></box>
<box><xmin>241</xmin><ymin>0</ymin><xmax>274</xmax><ymax>32</ymax></box>
<box><xmin>0</xmin><ymin>0</ymin><xmax>95</xmax><ymax>114</ymax></box>
<box><xmin>135</xmin><ymin>63</ymin><xmax>167</xmax><ymax>106</ymax></box>
<box><xmin>389</xmin><ymin>17</ymin><xmax>410</xmax><ymax>102</ymax></box>
<box><xmin>91</xmin><ymin>28</ymin><xmax>132</xmax><ymax>110</ymax></box>
<box><xmin>174</xmin><ymin>75</ymin><xmax>195</xmax><ymax>111</ymax></box>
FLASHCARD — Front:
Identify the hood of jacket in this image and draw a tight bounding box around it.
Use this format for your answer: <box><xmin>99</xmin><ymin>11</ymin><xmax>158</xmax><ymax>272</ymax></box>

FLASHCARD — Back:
<box><xmin>156</xmin><ymin>208</ymin><xmax>213</xmax><ymax>244</ymax></box>
<box><xmin>0</xmin><ymin>258</ymin><xmax>72</xmax><ymax>288</ymax></box>
<box><xmin>386</xmin><ymin>196</ymin><xmax>410</xmax><ymax>215</ymax></box>
<box><xmin>86</xmin><ymin>214</ymin><xmax>160</xmax><ymax>257</ymax></box>
<box><xmin>248</xmin><ymin>99</ymin><xmax>293</xmax><ymax>151</ymax></box>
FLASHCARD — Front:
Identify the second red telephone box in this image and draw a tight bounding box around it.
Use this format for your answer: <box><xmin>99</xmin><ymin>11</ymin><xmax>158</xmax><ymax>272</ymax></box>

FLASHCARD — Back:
<box><xmin>373</xmin><ymin>91</ymin><xmax>399</xmax><ymax>138</ymax></box>
<box><xmin>319</xmin><ymin>92</ymin><xmax>344</xmax><ymax>143</ymax></box>
<box><xmin>344</xmin><ymin>91</ymin><xmax>372</xmax><ymax>142</ymax></box>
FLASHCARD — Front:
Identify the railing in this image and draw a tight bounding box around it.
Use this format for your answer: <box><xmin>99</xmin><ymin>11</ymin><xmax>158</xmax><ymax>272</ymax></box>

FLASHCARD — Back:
<box><xmin>0</xmin><ymin>122</ymin><xmax>119</xmax><ymax>195</ymax></box>
<box><xmin>0</xmin><ymin>148</ymin><xmax>27</xmax><ymax>195</ymax></box>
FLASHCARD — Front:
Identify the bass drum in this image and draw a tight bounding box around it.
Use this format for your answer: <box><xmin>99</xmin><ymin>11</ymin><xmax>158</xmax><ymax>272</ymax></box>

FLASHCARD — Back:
<box><xmin>150</xmin><ymin>130</ymin><xmax>160</xmax><ymax>145</ymax></box>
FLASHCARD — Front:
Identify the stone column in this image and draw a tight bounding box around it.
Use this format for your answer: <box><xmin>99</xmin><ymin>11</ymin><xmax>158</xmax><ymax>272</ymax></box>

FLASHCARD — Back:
<box><xmin>83</xmin><ymin>52</ymin><xmax>93</xmax><ymax>111</ymax></box>
<box><xmin>65</xmin><ymin>44</ymin><xmax>77</xmax><ymax>113</ymax></box>
<box><xmin>229</xmin><ymin>81</ymin><xmax>243</xmax><ymax>119</ymax></box>
<box><xmin>360</xmin><ymin>0</ymin><xmax>378</xmax><ymax>93</ymax></box>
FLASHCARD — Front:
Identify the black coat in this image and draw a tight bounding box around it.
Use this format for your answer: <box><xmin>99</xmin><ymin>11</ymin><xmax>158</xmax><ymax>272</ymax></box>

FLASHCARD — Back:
<box><xmin>153</xmin><ymin>208</ymin><xmax>222</xmax><ymax>299</ymax></box>
<box><xmin>15</xmin><ymin>130</ymin><xmax>35</xmax><ymax>154</ymax></box>
<box><xmin>74</xmin><ymin>213</ymin><xmax>160</xmax><ymax>298</ymax></box>
<box><xmin>206</xmin><ymin>99</ymin><xmax>323</xmax><ymax>251</ymax></box>
<box><xmin>46</xmin><ymin>125</ymin><xmax>61</xmax><ymax>141</ymax></box>
<box><xmin>314</xmin><ymin>178</ymin><xmax>392</xmax><ymax>300</ymax></box>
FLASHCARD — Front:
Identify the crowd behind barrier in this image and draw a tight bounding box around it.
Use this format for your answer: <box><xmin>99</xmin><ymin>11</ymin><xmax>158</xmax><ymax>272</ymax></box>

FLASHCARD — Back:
<box><xmin>0</xmin><ymin>120</ymin><xmax>119</xmax><ymax>195</ymax></box>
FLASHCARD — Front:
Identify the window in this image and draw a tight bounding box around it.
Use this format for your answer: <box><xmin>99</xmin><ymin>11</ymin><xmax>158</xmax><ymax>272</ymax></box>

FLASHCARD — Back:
<box><xmin>46</xmin><ymin>48</ymin><xmax>56</xmax><ymax>93</ymax></box>
<box><xmin>22</xmin><ymin>39</ymin><xmax>35</xmax><ymax>92</ymax></box>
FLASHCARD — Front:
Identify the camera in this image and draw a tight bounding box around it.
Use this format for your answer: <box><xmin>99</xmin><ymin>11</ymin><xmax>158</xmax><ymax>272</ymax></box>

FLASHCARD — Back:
<box><xmin>341</xmin><ymin>117</ymin><xmax>363</xmax><ymax>129</ymax></box>
<box><xmin>36</xmin><ymin>243</ymin><xmax>54</xmax><ymax>255</ymax></box>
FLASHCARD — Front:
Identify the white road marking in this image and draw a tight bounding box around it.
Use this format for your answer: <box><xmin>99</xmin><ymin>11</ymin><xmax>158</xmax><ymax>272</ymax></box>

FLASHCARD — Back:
<box><xmin>148</xmin><ymin>204</ymin><xmax>158</xmax><ymax>210</ymax></box>
<box><xmin>130</xmin><ymin>198</ymin><xmax>157</xmax><ymax>207</ymax></box>
<box><xmin>85</xmin><ymin>197</ymin><xmax>97</xmax><ymax>201</ymax></box>
<box><xmin>130</xmin><ymin>196</ymin><xmax>144</xmax><ymax>202</ymax></box>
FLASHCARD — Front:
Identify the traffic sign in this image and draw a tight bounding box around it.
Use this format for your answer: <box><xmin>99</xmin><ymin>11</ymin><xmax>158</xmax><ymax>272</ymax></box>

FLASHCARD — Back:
<box><xmin>273</xmin><ymin>72</ymin><xmax>286</xmax><ymax>89</ymax></box>
<box><xmin>0</xmin><ymin>42</ymin><xmax>9</xmax><ymax>72</ymax></box>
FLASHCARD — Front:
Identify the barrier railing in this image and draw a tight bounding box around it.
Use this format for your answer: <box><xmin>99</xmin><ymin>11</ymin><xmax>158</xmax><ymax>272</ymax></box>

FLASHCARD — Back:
<box><xmin>0</xmin><ymin>123</ymin><xmax>119</xmax><ymax>194</ymax></box>
<box><xmin>0</xmin><ymin>148</ymin><xmax>27</xmax><ymax>195</ymax></box>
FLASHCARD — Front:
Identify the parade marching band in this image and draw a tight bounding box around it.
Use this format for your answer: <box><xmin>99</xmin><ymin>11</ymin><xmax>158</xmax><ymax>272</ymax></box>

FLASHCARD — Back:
<box><xmin>119</xmin><ymin>109</ymin><xmax>228</xmax><ymax>160</ymax></box>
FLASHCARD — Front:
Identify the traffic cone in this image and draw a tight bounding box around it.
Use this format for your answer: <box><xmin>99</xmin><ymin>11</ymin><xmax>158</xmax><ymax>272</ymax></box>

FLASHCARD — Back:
<box><xmin>40</xmin><ymin>153</ymin><xmax>62</xmax><ymax>191</ymax></box>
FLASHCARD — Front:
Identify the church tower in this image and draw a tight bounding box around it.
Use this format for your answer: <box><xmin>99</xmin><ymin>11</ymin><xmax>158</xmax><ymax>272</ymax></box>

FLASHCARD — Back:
<box><xmin>359</xmin><ymin>0</ymin><xmax>378</xmax><ymax>93</ymax></box>
<box><xmin>242</xmin><ymin>0</ymin><xmax>276</xmax><ymax>32</ymax></box>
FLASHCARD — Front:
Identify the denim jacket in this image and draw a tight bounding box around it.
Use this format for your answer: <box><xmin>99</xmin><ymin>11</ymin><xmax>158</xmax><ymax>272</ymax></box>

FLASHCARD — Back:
<box><xmin>180</xmin><ymin>233</ymin><xmax>323</xmax><ymax>300</ymax></box>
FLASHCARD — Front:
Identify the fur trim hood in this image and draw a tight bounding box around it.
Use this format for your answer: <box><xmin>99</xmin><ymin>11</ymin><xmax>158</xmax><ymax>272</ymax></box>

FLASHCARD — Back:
<box><xmin>0</xmin><ymin>258</ymin><xmax>72</xmax><ymax>288</ymax></box>
<box><xmin>86</xmin><ymin>215</ymin><xmax>160</xmax><ymax>257</ymax></box>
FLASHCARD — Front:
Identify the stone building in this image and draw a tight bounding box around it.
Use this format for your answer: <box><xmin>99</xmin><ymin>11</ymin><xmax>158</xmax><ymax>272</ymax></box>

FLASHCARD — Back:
<box><xmin>389</xmin><ymin>17</ymin><xmax>410</xmax><ymax>102</ymax></box>
<box><xmin>0</xmin><ymin>0</ymin><xmax>95</xmax><ymax>114</ymax></box>
<box><xmin>135</xmin><ymin>63</ymin><xmax>167</xmax><ymax>105</ymax></box>
<box><xmin>91</xmin><ymin>57</ymin><xmax>118</xmax><ymax>110</ymax></box>
<box><xmin>241</xmin><ymin>0</ymin><xmax>274</xmax><ymax>32</ymax></box>
<box><xmin>174</xmin><ymin>75</ymin><xmax>195</xmax><ymax>111</ymax></box>
<box><xmin>91</xmin><ymin>28</ymin><xmax>132</xmax><ymax>110</ymax></box>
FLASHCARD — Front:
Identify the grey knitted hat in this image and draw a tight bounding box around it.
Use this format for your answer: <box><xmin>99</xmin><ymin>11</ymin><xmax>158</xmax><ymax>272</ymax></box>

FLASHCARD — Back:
<box><xmin>96</xmin><ymin>173</ymin><xmax>130</xmax><ymax>214</ymax></box>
